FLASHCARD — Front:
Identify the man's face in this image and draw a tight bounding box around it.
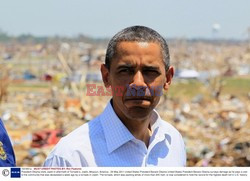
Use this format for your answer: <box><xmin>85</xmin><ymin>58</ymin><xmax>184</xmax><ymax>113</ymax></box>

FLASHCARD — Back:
<box><xmin>101</xmin><ymin>41</ymin><xmax>174</xmax><ymax>122</ymax></box>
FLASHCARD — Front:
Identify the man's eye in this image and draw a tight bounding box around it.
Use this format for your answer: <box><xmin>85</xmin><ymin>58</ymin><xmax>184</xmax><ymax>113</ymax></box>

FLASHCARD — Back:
<box><xmin>119</xmin><ymin>69</ymin><xmax>133</xmax><ymax>73</ymax></box>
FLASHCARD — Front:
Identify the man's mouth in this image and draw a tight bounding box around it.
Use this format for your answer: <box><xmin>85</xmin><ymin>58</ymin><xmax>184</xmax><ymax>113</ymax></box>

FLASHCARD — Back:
<box><xmin>125</xmin><ymin>97</ymin><xmax>152</xmax><ymax>101</ymax></box>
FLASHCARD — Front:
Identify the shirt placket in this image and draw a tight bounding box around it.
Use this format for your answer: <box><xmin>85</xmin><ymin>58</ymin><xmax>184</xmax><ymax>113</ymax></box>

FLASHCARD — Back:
<box><xmin>131</xmin><ymin>139</ymin><xmax>148</xmax><ymax>167</ymax></box>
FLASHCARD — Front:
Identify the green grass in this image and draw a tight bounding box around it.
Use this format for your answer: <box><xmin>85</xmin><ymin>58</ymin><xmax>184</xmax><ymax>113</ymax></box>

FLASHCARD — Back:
<box><xmin>167</xmin><ymin>77</ymin><xmax>250</xmax><ymax>100</ymax></box>
<box><xmin>222</xmin><ymin>77</ymin><xmax>250</xmax><ymax>95</ymax></box>
<box><xmin>8</xmin><ymin>82</ymin><xmax>52</xmax><ymax>92</ymax></box>
<box><xmin>168</xmin><ymin>80</ymin><xmax>205</xmax><ymax>100</ymax></box>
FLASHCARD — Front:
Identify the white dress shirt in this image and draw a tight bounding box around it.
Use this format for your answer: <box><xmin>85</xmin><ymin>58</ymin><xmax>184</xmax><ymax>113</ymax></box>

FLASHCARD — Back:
<box><xmin>43</xmin><ymin>100</ymin><xmax>186</xmax><ymax>167</ymax></box>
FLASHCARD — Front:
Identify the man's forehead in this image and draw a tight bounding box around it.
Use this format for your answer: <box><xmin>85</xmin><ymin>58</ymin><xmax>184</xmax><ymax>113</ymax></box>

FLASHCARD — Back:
<box><xmin>137</xmin><ymin>42</ymin><xmax>150</xmax><ymax>48</ymax></box>
<box><xmin>110</xmin><ymin>41</ymin><xmax>164</xmax><ymax>68</ymax></box>
<box><xmin>116</xmin><ymin>41</ymin><xmax>159</xmax><ymax>48</ymax></box>
<box><xmin>114</xmin><ymin>58</ymin><xmax>164</xmax><ymax>70</ymax></box>
<box><xmin>115</xmin><ymin>41</ymin><xmax>162</xmax><ymax>55</ymax></box>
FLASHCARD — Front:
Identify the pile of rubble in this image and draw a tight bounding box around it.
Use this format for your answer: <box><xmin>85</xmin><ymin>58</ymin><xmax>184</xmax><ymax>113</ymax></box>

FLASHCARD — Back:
<box><xmin>159</xmin><ymin>93</ymin><xmax>250</xmax><ymax>166</ymax></box>
<box><xmin>0</xmin><ymin>89</ymin><xmax>109</xmax><ymax>166</ymax></box>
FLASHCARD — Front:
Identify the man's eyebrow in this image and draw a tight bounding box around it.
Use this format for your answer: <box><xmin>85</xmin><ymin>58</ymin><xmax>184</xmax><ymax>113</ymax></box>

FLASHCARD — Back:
<box><xmin>142</xmin><ymin>65</ymin><xmax>160</xmax><ymax>70</ymax></box>
<box><xmin>116</xmin><ymin>64</ymin><xmax>135</xmax><ymax>69</ymax></box>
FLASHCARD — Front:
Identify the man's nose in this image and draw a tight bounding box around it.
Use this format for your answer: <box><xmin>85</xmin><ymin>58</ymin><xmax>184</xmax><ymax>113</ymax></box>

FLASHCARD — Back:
<box><xmin>131</xmin><ymin>71</ymin><xmax>147</xmax><ymax>88</ymax></box>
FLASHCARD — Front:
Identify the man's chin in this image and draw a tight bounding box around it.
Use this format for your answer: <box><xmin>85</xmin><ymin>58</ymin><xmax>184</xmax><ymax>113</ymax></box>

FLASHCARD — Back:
<box><xmin>126</xmin><ymin>106</ymin><xmax>152</xmax><ymax>120</ymax></box>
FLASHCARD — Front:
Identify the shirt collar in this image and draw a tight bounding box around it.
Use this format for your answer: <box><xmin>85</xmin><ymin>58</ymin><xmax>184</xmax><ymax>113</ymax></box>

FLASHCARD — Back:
<box><xmin>100</xmin><ymin>100</ymin><xmax>163</xmax><ymax>154</ymax></box>
<box><xmin>149</xmin><ymin>110</ymin><xmax>172</xmax><ymax>146</ymax></box>
<box><xmin>100</xmin><ymin>100</ymin><xmax>134</xmax><ymax>154</ymax></box>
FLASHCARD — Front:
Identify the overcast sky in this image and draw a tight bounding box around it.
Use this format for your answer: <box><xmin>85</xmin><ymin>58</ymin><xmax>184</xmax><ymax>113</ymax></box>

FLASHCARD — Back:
<box><xmin>0</xmin><ymin>0</ymin><xmax>249</xmax><ymax>39</ymax></box>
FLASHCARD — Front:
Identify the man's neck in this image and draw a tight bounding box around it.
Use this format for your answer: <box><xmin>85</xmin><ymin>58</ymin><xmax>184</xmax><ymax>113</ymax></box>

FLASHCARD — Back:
<box><xmin>116</xmin><ymin>110</ymin><xmax>152</xmax><ymax>147</ymax></box>
<box><xmin>111</xmin><ymin>99</ymin><xmax>153</xmax><ymax>147</ymax></box>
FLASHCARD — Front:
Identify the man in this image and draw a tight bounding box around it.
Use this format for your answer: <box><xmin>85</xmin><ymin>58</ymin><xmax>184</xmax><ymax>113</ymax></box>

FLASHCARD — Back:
<box><xmin>44</xmin><ymin>25</ymin><xmax>186</xmax><ymax>167</ymax></box>
<box><xmin>0</xmin><ymin>118</ymin><xmax>16</xmax><ymax>166</ymax></box>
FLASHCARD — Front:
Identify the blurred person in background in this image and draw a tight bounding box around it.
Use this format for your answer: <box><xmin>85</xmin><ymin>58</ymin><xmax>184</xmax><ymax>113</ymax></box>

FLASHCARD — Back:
<box><xmin>0</xmin><ymin>118</ymin><xmax>16</xmax><ymax>167</ymax></box>
<box><xmin>44</xmin><ymin>25</ymin><xmax>186</xmax><ymax>167</ymax></box>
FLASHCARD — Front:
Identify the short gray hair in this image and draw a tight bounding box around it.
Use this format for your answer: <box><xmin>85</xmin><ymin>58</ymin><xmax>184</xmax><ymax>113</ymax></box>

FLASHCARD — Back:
<box><xmin>105</xmin><ymin>25</ymin><xmax>170</xmax><ymax>70</ymax></box>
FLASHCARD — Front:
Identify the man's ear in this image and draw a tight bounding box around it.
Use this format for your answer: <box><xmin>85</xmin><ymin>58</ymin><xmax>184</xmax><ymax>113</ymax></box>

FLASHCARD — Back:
<box><xmin>164</xmin><ymin>66</ymin><xmax>174</xmax><ymax>91</ymax></box>
<box><xmin>100</xmin><ymin>64</ymin><xmax>110</xmax><ymax>88</ymax></box>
